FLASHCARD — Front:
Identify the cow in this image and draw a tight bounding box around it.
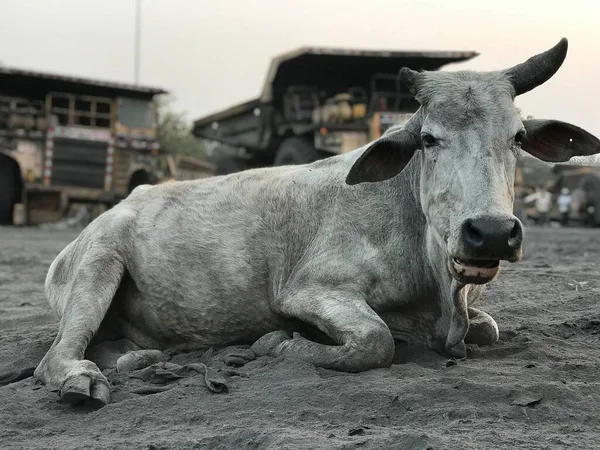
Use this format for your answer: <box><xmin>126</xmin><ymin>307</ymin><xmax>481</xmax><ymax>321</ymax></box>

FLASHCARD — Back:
<box><xmin>32</xmin><ymin>38</ymin><xmax>600</xmax><ymax>407</ymax></box>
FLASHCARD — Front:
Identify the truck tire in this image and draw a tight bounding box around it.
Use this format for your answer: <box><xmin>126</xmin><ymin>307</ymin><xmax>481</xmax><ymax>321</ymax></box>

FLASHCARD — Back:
<box><xmin>587</xmin><ymin>201</ymin><xmax>600</xmax><ymax>227</ymax></box>
<box><xmin>274</xmin><ymin>137</ymin><xmax>321</xmax><ymax>166</ymax></box>
<box><xmin>0</xmin><ymin>157</ymin><xmax>19</xmax><ymax>224</ymax></box>
<box><xmin>128</xmin><ymin>169</ymin><xmax>153</xmax><ymax>194</ymax></box>
<box><xmin>580</xmin><ymin>174</ymin><xmax>600</xmax><ymax>226</ymax></box>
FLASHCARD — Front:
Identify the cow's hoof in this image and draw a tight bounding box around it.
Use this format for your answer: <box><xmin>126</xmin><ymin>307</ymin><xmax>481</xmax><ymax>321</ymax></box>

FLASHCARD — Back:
<box><xmin>60</xmin><ymin>372</ymin><xmax>110</xmax><ymax>408</ymax></box>
<box><xmin>465</xmin><ymin>312</ymin><xmax>499</xmax><ymax>346</ymax></box>
<box><xmin>251</xmin><ymin>330</ymin><xmax>291</xmax><ymax>357</ymax></box>
<box><xmin>116</xmin><ymin>349</ymin><xmax>167</xmax><ymax>373</ymax></box>
<box><xmin>223</xmin><ymin>348</ymin><xmax>256</xmax><ymax>367</ymax></box>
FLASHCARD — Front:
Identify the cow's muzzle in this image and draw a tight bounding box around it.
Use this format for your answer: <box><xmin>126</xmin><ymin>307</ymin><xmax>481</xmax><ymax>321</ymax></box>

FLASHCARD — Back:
<box><xmin>450</xmin><ymin>214</ymin><xmax>523</xmax><ymax>284</ymax></box>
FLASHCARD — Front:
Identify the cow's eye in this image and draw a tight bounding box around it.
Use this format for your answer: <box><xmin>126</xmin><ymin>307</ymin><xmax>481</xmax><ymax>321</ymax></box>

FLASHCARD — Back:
<box><xmin>421</xmin><ymin>133</ymin><xmax>437</xmax><ymax>147</ymax></box>
<box><xmin>514</xmin><ymin>130</ymin><xmax>526</xmax><ymax>145</ymax></box>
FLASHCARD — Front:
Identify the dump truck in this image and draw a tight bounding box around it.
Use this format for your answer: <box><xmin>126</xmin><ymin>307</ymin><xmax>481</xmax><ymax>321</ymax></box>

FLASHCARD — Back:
<box><xmin>0</xmin><ymin>66</ymin><xmax>167</xmax><ymax>225</ymax></box>
<box><xmin>192</xmin><ymin>47</ymin><xmax>478</xmax><ymax>175</ymax></box>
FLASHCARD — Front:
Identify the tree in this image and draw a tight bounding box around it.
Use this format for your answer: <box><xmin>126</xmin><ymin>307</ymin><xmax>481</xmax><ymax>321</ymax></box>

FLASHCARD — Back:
<box><xmin>156</xmin><ymin>95</ymin><xmax>206</xmax><ymax>160</ymax></box>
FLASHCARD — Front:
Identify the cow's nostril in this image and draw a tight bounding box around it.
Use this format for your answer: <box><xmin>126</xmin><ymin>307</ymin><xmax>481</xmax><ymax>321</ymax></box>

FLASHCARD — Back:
<box><xmin>508</xmin><ymin>219</ymin><xmax>523</xmax><ymax>249</ymax></box>
<box><xmin>509</xmin><ymin>222</ymin><xmax>520</xmax><ymax>239</ymax></box>
<box><xmin>464</xmin><ymin>220</ymin><xmax>484</xmax><ymax>247</ymax></box>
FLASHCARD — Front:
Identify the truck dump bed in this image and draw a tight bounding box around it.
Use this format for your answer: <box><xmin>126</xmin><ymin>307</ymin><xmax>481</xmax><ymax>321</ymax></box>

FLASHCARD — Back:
<box><xmin>193</xmin><ymin>47</ymin><xmax>478</xmax><ymax>149</ymax></box>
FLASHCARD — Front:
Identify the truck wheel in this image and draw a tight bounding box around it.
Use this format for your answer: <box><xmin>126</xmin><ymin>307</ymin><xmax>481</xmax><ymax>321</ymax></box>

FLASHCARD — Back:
<box><xmin>128</xmin><ymin>169</ymin><xmax>153</xmax><ymax>194</ymax></box>
<box><xmin>0</xmin><ymin>156</ymin><xmax>20</xmax><ymax>224</ymax></box>
<box><xmin>590</xmin><ymin>202</ymin><xmax>600</xmax><ymax>227</ymax></box>
<box><xmin>274</xmin><ymin>137</ymin><xmax>321</xmax><ymax>166</ymax></box>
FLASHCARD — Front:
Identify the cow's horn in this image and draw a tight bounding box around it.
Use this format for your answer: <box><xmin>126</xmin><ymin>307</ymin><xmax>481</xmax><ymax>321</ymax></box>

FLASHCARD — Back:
<box><xmin>399</xmin><ymin>68</ymin><xmax>420</xmax><ymax>96</ymax></box>
<box><xmin>506</xmin><ymin>38</ymin><xmax>568</xmax><ymax>96</ymax></box>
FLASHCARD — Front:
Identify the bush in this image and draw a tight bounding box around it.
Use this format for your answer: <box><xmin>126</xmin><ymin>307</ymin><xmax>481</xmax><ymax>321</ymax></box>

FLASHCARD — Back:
<box><xmin>156</xmin><ymin>95</ymin><xmax>206</xmax><ymax>160</ymax></box>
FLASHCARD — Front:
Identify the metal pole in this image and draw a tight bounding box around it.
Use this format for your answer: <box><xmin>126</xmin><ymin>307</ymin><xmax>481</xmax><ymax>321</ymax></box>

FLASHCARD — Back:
<box><xmin>134</xmin><ymin>0</ymin><xmax>141</xmax><ymax>85</ymax></box>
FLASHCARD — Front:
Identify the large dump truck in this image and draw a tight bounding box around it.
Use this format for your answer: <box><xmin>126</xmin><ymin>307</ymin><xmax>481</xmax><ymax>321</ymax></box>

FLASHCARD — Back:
<box><xmin>0</xmin><ymin>66</ymin><xmax>166</xmax><ymax>225</ymax></box>
<box><xmin>192</xmin><ymin>47</ymin><xmax>478</xmax><ymax>175</ymax></box>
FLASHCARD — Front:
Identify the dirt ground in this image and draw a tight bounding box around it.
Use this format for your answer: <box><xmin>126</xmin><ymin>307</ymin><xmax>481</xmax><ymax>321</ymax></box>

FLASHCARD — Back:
<box><xmin>1</xmin><ymin>225</ymin><xmax>599</xmax><ymax>449</ymax></box>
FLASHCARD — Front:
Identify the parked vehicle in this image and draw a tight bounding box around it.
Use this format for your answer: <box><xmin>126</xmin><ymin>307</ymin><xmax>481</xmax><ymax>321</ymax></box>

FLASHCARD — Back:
<box><xmin>0</xmin><ymin>66</ymin><xmax>166</xmax><ymax>225</ymax></box>
<box><xmin>192</xmin><ymin>46</ymin><xmax>478</xmax><ymax>174</ymax></box>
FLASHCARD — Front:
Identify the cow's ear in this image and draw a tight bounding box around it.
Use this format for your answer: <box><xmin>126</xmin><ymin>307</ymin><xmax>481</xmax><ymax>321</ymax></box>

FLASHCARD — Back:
<box><xmin>521</xmin><ymin>119</ymin><xmax>600</xmax><ymax>163</ymax></box>
<box><xmin>346</xmin><ymin>129</ymin><xmax>420</xmax><ymax>185</ymax></box>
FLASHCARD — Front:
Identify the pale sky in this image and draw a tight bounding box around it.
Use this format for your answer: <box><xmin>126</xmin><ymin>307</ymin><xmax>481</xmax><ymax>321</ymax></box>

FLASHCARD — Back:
<box><xmin>0</xmin><ymin>0</ymin><xmax>598</xmax><ymax>139</ymax></box>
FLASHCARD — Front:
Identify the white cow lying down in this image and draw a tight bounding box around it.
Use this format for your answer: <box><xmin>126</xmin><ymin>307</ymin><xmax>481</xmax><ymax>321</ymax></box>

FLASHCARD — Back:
<box><xmin>30</xmin><ymin>38</ymin><xmax>600</xmax><ymax>407</ymax></box>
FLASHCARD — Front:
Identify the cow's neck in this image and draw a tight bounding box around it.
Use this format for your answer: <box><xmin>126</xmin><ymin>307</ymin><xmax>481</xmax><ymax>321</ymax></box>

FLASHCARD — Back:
<box><xmin>385</xmin><ymin>152</ymin><xmax>454</xmax><ymax>296</ymax></box>
<box><xmin>387</xmin><ymin>152</ymin><xmax>427</xmax><ymax>239</ymax></box>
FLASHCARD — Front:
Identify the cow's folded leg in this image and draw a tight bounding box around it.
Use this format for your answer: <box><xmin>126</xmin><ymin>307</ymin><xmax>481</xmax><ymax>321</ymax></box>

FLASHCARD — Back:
<box><xmin>34</xmin><ymin>249</ymin><xmax>125</xmax><ymax>407</ymax></box>
<box><xmin>465</xmin><ymin>307</ymin><xmax>499</xmax><ymax>346</ymax></box>
<box><xmin>265</xmin><ymin>290</ymin><xmax>395</xmax><ymax>372</ymax></box>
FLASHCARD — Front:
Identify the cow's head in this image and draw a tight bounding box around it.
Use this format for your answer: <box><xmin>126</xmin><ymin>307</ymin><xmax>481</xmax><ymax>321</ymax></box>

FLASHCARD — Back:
<box><xmin>346</xmin><ymin>38</ymin><xmax>600</xmax><ymax>285</ymax></box>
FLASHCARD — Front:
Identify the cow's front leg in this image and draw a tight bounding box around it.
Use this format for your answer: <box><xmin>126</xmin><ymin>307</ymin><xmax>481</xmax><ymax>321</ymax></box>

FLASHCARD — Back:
<box><xmin>439</xmin><ymin>280</ymin><xmax>470</xmax><ymax>357</ymax></box>
<box><xmin>254</xmin><ymin>288</ymin><xmax>395</xmax><ymax>372</ymax></box>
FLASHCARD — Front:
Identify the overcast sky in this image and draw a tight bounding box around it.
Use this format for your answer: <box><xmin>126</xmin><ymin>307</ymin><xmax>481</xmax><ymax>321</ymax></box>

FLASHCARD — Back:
<box><xmin>0</xmin><ymin>0</ymin><xmax>598</xmax><ymax>140</ymax></box>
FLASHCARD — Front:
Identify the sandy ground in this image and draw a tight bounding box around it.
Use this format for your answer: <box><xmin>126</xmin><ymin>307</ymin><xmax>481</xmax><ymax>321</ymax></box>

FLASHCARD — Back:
<box><xmin>1</xmin><ymin>225</ymin><xmax>599</xmax><ymax>449</ymax></box>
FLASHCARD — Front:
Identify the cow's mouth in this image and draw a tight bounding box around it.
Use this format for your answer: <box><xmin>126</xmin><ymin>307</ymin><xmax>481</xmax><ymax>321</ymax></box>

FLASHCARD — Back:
<box><xmin>449</xmin><ymin>257</ymin><xmax>501</xmax><ymax>284</ymax></box>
